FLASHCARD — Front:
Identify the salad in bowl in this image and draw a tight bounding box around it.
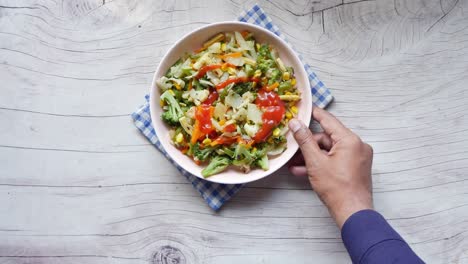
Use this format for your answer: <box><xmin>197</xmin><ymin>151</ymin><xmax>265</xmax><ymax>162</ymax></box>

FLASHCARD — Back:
<box><xmin>156</xmin><ymin>30</ymin><xmax>301</xmax><ymax>177</ymax></box>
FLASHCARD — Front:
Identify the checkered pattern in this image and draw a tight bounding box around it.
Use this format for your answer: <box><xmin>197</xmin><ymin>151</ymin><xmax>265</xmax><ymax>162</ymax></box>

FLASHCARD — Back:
<box><xmin>239</xmin><ymin>4</ymin><xmax>333</xmax><ymax>107</ymax></box>
<box><xmin>131</xmin><ymin>4</ymin><xmax>333</xmax><ymax>211</ymax></box>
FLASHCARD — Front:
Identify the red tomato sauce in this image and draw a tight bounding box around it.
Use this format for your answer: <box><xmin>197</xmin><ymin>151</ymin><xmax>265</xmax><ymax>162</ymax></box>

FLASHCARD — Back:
<box><xmin>253</xmin><ymin>90</ymin><xmax>285</xmax><ymax>142</ymax></box>
<box><xmin>195</xmin><ymin>105</ymin><xmax>214</xmax><ymax>134</ymax></box>
<box><xmin>202</xmin><ymin>89</ymin><xmax>218</xmax><ymax>105</ymax></box>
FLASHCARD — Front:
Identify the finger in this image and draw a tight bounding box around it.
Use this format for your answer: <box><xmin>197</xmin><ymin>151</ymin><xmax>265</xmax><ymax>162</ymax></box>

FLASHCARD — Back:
<box><xmin>289</xmin><ymin>119</ymin><xmax>325</xmax><ymax>160</ymax></box>
<box><xmin>313</xmin><ymin>132</ymin><xmax>333</xmax><ymax>151</ymax></box>
<box><xmin>312</xmin><ymin>107</ymin><xmax>350</xmax><ymax>142</ymax></box>
<box><xmin>289</xmin><ymin>166</ymin><xmax>308</xmax><ymax>177</ymax></box>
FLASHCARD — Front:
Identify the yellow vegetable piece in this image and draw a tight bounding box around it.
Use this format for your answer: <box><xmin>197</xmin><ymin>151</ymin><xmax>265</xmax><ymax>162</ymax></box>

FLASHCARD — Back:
<box><xmin>282</xmin><ymin>71</ymin><xmax>290</xmax><ymax>81</ymax></box>
<box><xmin>253</xmin><ymin>69</ymin><xmax>262</xmax><ymax>78</ymax></box>
<box><xmin>291</xmin><ymin>106</ymin><xmax>298</xmax><ymax>114</ymax></box>
<box><xmin>243</xmin><ymin>57</ymin><xmax>256</xmax><ymax>66</ymax></box>
<box><xmin>168</xmin><ymin>89</ymin><xmax>175</xmax><ymax>95</ymax></box>
<box><xmin>273</xmin><ymin>128</ymin><xmax>281</xmax><ymax>137</ymax></box>
<box><xmin>159</xmin><ymin>99</ymin><xmax>165</xmax><ymax>107</ymax></box>
<box><xmin>227</xmin><ymin>67</ymin><xmax>236</xmax><ymax>75</ymax></box>
<box><xmin>285</xmin><ymin>111</ymin><xmax>292</xmax><ymax>119</ymax></box>
<box><xmin>291</xmin><ymin>78</ymin><xmax>296</xmax><ymax>86</ymax></box>
<box><xmin>202</xmin><ymin>138</ymin><xmax>212</xmax><ymax>145</ymax></box>
<box><xmin>175</xmin><ymin>133</ymin><xmax>184</xmax><ymax>143</ymax></box>
<box><xmin>203</xmin><ymin>33</ymin><xmax>225</xmax><ymax>49</ymax></box>
<box><xmin>279</xmin><ymin>94</ymin><xmax>301</xmax><ymax>101</ymax></box>
<box><xmin>221</xmin><ymin>43</ymin><xmax>226</xmax><ymax>51</ymax></box>
<box><xmin>219</xmin><ymin>119</ymin><xmax>226</xmax><ymax>125</ymax></box>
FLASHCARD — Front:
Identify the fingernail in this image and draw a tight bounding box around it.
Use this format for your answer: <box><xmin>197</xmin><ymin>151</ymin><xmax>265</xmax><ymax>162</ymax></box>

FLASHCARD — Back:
<box><xmin>289</xmin><ymin>119</ymin><xmax>302</xmax><ymax>133</ymax></box>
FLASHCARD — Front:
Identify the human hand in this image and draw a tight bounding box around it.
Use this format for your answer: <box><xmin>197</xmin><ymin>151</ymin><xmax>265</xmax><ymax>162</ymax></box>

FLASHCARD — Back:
<box><xmin>288</xmin><ymin>107</ymin><xmax>374</xmax><ymax>229</ymax></box>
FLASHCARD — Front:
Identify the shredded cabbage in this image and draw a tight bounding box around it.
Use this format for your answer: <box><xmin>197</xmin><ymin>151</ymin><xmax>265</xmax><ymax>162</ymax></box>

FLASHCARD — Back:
<box><xmin>224</xmin><ymin>90</ymin><xmax>243</xmax><ymax>109</ymax></box>
<box><xmin>244</xmin><ymin>123</ymin><xmax>259</xmax><ymax>137</ymax></box>
<box><xmin>247</xmin><ymin>103</ymin><xmax>263</xmax><ymax>123</ymax></box>
<box><xmin>214</xmin><ymin>102</ymin><xmax>227</xmax><ymax>120</ymax></box>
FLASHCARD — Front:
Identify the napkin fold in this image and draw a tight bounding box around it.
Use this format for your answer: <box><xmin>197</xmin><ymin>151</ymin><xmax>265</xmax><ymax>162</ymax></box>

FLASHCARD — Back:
<box><xmin>132</xmin><ymin>4</ymin><xmax>333</xmax><ymax>210</ymax></box>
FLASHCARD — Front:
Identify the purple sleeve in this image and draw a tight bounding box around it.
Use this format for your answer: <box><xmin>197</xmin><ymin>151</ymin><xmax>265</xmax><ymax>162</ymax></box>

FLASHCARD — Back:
<box><xmin>341</xmin><ymin>209</ymin><xmax>425</xmax><ymax>264</ymax></box>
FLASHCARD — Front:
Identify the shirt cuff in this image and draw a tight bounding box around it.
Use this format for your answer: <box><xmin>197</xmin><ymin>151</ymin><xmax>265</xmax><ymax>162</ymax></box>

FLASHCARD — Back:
<box><xmin>341</xmin><ymin>209</ymin><xmax>404</xmax><ymax>264</ymax></box>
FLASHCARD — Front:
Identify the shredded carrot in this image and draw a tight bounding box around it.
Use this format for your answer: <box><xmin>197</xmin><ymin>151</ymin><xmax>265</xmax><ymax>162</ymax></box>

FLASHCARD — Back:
<box><xmin>210</xmin><ymin>135</ymin><xmax>239</xmax><ymax>147</ymax></box>
<box><xmin>265</xmin><ymin>82</ymin><xmax>279</xmax><ymax>92</ymax></box>
<box><xmin>219</xmin><ymin>52</ymin><xmax>242</xmax><ymax>60</ymax></box>
<box><xmin>191</xmin><ymin>120</ymin><xmax>202</xmax><ymax>144</ymax></box>
<box><xmin>241</xmin><ymin>30</ymin><xmax>250</xmax><ymax>38</ymax></box>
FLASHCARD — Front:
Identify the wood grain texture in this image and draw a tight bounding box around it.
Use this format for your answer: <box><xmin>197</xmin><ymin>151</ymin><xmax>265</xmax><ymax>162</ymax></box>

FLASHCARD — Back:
<box><xmin>1</xmin><ymin>0</ymin><xmax>467</xmax><ymax>263</ymax></box>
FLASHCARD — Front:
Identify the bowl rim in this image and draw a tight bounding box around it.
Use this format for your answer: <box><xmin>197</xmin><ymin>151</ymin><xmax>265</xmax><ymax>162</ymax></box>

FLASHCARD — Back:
<box><xmin>149</xmin><ymin>21</ymin><xmax>312</xmax><ymax>184</ymax></box>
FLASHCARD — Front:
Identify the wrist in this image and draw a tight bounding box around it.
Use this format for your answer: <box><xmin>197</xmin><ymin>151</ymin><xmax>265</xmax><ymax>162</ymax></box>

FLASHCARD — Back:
<box><xmin>326</xmin><ymin>192</ymin><xmax>373</xmax><ymax>229</ymax></box>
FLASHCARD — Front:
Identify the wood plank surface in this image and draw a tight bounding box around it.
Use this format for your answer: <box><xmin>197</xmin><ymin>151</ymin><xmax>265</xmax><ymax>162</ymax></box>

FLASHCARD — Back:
<box><xmin>1</xmin><ymin>0</ymin><xmax>467</xmax><ymax>263</ymax></box>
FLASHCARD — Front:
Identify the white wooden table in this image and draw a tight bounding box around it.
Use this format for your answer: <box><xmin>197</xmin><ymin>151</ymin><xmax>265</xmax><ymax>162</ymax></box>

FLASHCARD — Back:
<box><xmin>1</xmin><ymin>0</ymin><xmax>467</xmax><ymax>263</ymax></box>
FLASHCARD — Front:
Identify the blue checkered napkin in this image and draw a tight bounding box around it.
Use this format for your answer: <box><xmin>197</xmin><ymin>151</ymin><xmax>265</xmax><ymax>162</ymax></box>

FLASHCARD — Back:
<box><xmin>132</xmin><ymin>4</ymin><xmax>333</xmax><ymax>211</ymax></box>
<box><xmin>239</xmin><ymin>4</ymin><xmax>333</xmax><ymax>107</ymax></box>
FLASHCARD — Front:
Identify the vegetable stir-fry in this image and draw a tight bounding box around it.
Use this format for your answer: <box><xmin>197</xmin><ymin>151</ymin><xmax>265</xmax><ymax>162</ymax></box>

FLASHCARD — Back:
<box><xmin>157</xmin><ymin>31</ymin><xmax>301</xmax><ymax>177</ymax></box>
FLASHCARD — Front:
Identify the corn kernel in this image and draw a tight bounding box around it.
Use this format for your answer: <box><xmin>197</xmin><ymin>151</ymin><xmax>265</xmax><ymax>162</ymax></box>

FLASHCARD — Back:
<box><xmin>267</xmin><ymin>137</ymin><xmax>274</xmax><ymax>144</ymax></box>
<box><xmin>273</xmin><ymin>128</ymin><xmax>281</xmax><ymax>137</ymax></box>
<box><xmin>175</xmin><ymin>133</ymin><xmax>184</xmax><ymax>143</ymax></box>
<box><xmin>202</xmin><ymin>138</ymin><xmax>212</xmax><ymax>145</ymax></box>
<box><xmin>291</xmin><ymin>106</ymin><xmax>298</xmax><ymax>114</ymax></box>
<box><xmin>256</xmin><ymin>43</ymin><xmax>260</xmax><ymax>50</ymax></box>
<box><xmin>219</xmin><ymin>119</ymin><xmax>226</xmax><ymax>125</ymax></box>
<box><xmin>252</xmin><ymin>147</ymin><xmax>257</xmax><ymax>152</ymax></box>
<box><xmin>291</xmin><ymin>78</ymin><xmax>296</xmax><ymax>86</ymax></box>
<box><xmin>221</xmin><ymin>43</ymin><xmax>226</xmax><ymax>51</ymax></box>
<box><xmin>285</xmin><ymin>91</ymin><xmax>292</xmax><ymax>95</ymax></box>
<box><xmin>168</xmin><ymin>89</ymin><xmax>175</xmax><ymax>95</ymax></box>
<box><xmin>285</xmin><ymin>111</ymin><xmax>293</xmax><ymax>119</ymax></box>
<box><xmin>282</xmin><ymin>71</ymin><xmax>290</xmax><ymax>81</ymax></box>
<box><xmin>159</xmin><ymin>99</ymin><xmax>165</xmax><ymax>107</ymax></box>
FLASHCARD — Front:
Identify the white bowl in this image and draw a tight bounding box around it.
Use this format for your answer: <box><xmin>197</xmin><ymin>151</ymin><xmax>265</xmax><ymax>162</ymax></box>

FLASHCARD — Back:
<box><xmin>150</xmin><ymin>21</ymin><xmax>312</xmax><ymax>184</ymax></box>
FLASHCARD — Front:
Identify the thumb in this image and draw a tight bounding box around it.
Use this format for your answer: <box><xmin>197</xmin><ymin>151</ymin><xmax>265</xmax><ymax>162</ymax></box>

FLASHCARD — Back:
<box><xmin>289</xmin><ymin>119</ymin><xmax>324</xmax><ymax>159</ymax></box>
